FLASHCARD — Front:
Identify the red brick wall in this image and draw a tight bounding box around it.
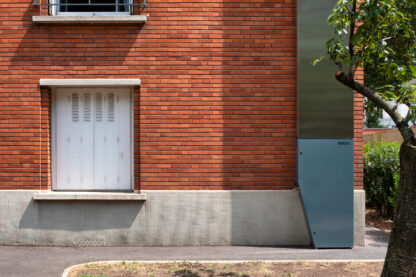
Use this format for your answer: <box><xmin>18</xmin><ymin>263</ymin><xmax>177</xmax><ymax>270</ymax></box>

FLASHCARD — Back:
<box><xmin>354</xmin><ymin>72</ymin><xmax>364</xmax><ymax>190</ymax></box>
<box><xmin>0</xmin><ymin>0</ymin><xmax>362</xmax><ymax>191</ymax></box>
<box><xmin>40</xmin><ymin>87</ymin><xmax>51</xmax><ymax>190</ymax></box>
<box><xmin>354</xmin><ymin>92</ymin><xmax>364</xmax><ymax>190</ymax></box>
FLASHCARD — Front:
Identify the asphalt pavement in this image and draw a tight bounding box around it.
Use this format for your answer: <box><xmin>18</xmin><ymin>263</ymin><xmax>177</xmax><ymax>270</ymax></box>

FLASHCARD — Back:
<box><xmin>0</xmin><ymin>226</ymin><xmax>389</xmax><ymax>277</ymax></box>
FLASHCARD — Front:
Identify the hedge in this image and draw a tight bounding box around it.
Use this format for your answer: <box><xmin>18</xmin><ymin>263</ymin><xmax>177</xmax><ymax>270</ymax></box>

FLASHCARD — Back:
<box><xmin>363</xmin><ymin>141</ymin><xmax>400</xmax><ymax>218</ymax></box>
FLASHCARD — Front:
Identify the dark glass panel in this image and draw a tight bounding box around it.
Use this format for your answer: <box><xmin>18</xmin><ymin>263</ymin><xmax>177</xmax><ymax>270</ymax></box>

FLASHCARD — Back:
<box><xmin>60</xmin><ymin>0</ymin><xmax>128</xmax><ymax>12</ymax></box>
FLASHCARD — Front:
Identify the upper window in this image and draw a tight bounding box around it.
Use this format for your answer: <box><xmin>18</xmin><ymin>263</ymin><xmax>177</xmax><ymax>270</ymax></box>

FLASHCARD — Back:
<box><xmin>53</xmin><ymin>0</ymin><xmax>131</xmax><ymax>15</ymax></box>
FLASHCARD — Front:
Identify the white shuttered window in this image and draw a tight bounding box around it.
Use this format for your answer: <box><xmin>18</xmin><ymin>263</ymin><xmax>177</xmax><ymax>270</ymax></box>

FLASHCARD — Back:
<box><xmin>54</xmin><ymin>88</ymin><xmax>131</xmax><ymax>191</ymax></box>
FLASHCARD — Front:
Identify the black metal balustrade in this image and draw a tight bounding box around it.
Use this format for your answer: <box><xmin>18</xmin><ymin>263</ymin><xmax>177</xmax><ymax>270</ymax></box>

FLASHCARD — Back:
<box><xmin>33</xmin><ymin>0</ymin><xmax>146</xmax><ymax>13</ymax></box>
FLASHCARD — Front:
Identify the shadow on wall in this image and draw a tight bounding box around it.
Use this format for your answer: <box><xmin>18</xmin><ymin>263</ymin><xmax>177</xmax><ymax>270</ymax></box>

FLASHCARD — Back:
<box><xmin>13</xmin><ymin>191</ymin><xmax>309</xmax><ymax>246</ymax></box>
<box><xmin>228</xmin><ymin>191</ymin><xmax>310</xmax><ymax>246</ymax></box>
<box><xmin>19</xmin><ymin>200</ymin><xmax>142</xmax><ymax>231</ymax></box>
<box><xmin>217</xmin><ymin>0</ymin><xmax>300</xmax><ymax>244</ymax></box>
<box><xmin>10</xmin><ymin>5</ymin><xmax>144</xmax><ymax>73</ymax></box>
<box><xmin>219</xmin><ymin>0</ymin><xmax>297</xmax><ymax>192</ymax></box>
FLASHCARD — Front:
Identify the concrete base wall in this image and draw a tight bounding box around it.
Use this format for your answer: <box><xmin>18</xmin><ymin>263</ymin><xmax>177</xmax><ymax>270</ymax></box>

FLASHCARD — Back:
<box><xmin>0</xmin><ymin>190</ymin><xmax>365</xmax><ymax>247</ymax></box>
<box><xmin>354</xmin><ymin>190</ymin><xmax>366</xmax><ymax>246</ymax></box>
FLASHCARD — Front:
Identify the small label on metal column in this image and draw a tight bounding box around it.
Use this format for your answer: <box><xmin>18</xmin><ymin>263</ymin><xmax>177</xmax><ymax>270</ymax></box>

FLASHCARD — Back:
<box><xmin>338</xmin><ymin>141</ymin><xmax>351</xmax><ymax>145</ymax></box>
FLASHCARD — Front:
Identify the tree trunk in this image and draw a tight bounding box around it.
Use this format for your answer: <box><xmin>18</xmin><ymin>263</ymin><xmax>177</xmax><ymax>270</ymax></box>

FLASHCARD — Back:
<box><xmin>381</xmin><ymin>141</ymin><xmax>416</xmax><ymax>277</ymax></box>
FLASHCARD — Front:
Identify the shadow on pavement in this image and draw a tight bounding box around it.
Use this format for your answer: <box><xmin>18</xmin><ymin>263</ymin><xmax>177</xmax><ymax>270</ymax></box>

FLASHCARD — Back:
<box><xmin>365</xmin><ymin>225</ymin><xmax>390</xmax><ymax>248</ymax></box>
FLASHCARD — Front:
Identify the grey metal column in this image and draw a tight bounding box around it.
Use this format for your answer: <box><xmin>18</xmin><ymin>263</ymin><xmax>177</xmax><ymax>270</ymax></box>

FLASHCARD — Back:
<box><xmin>297</xmin><ymin>0</ymin><xmax>354</xmax><ymax>248</ymax></box>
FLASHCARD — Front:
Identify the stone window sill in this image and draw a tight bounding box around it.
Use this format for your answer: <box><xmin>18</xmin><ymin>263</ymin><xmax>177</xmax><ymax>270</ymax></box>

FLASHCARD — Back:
<box><xmin>32</xmin><ymin>15</ymin><xmax>147</xmax><ymax>24</ymax></box>
<box><xmin>39</xmin><ymin>79</ymin><xmax>141</xmax><ymax>87</ymax></box>
<box><xmin>33</xmin><ymin>191</ymin><xmax>146</xmax><ymax>201</ymax></box>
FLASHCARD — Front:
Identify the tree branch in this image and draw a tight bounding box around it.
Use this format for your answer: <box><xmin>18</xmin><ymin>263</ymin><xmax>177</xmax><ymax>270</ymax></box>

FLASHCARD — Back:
<box><xmin>333</xmin><ymin>60</ymin><xmax>343</xmax><ymax>71</ymax></box>
<box><xmin>335</xmin><ymin>71</ymin><xmax>415</xmax><ymax>142</ymax></box>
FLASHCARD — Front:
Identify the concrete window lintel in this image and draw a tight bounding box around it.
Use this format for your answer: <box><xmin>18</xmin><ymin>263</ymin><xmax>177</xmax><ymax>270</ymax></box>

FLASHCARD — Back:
<box><xmin>32</xmin><ymin>15</ymin><xmax>147</xmax><ymax>24</ymax></box>
<box><xmin>39</xmin><ymin>79</ymin><xmax>141</xmax><ymax>87</ymax></box>
<box><xmin>33</xmin><ymin>191</ymin><xmax>146</xmax><ymax>201</ymax></box>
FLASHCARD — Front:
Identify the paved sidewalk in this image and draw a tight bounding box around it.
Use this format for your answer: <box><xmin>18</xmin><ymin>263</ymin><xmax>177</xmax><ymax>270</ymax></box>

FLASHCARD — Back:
<box><xmin>0</xmin><ymin>226</ymin><xmax>388</xmax><ymax>277</ymax></box>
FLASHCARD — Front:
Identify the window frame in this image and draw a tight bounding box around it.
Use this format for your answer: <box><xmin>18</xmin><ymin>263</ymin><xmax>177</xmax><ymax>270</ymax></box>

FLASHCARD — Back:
<box><xmin>51</xmin><ymin>87</ymin><xmax>134</xmax><ymax>192</ymax></box>
<box><xmin>50</xmin><ymin>0</ymin><xmax>132</xmax><ymax>16</ymax></box>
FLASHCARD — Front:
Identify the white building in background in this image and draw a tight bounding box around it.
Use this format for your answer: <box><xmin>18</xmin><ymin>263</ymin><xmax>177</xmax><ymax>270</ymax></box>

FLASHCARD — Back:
<box><xmin>380</xmin><ymin>78</ymin><xmax>416</xmax><ymax>128</ymax></box>
<box><xmin>381</xmin><ymin>104</ymin><xmax>410</xmax><ymax>128</ymax></box>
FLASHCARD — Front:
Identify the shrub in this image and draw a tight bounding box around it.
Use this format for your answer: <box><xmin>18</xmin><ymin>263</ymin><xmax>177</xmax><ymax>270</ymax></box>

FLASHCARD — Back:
<box><xmin>363</xmin><ymin>141</ymin><xmax>400</xmax><ymax>218</ymax></box>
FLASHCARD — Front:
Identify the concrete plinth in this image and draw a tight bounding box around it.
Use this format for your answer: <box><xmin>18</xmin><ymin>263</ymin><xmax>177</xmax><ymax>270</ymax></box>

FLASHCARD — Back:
<box><xmin>0</xmin><ymin>190</ymin><xmax>365</xmax><ymax>247</ymax></box>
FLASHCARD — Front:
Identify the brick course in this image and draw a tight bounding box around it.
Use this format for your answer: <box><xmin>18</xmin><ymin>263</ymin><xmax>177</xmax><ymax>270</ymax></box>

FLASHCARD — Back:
<box><xmin>0</xmin><ymin>0</ymin><xmax>362</xmax><ymax>190</ymax></box>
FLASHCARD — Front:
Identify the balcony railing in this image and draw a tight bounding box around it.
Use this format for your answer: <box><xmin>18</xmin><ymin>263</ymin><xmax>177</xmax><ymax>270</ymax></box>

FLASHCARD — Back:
<box><xmin>33</xmin><ymin>0</ymin><xmax>146</xmax><ymax>12</ymax></box>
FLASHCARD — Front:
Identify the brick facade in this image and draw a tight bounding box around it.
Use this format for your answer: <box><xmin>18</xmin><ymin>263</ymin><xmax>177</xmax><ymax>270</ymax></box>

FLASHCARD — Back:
<box><xmin>354</xmin><ymin>74</ymin><xmax>364</xmax><ymax>190</ymax></box>
<box><xmin>0</xmin><ymin>0</ymin><xmax>362</xmax><ymax>191</ymax></box>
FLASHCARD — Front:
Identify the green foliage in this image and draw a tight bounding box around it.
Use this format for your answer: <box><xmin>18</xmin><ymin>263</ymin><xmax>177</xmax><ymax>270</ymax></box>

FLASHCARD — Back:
<box><xmin>364</xmin><ymin>99</ymin><xmax>386</xmax><ymax>128</ymax></box>
<box><xmin>363</xmin><ymin>141</ymin><xmax>400</xmax><ymax>217</ymax></box>
<box><xmin>323</xmin><ymin>0</ymin><xmax>416</xmax><ymax>119</ymax></box>
<box><xmin>365</xmin><ymin>2</ymin><xmax>416</xmax><ymax>88</ymax></box>
<box><xmin>364</xmin><ymin>2</ymin><xmax>416</xmax><ymax>125</ymax></box>
<box><xmin>365</xmin><ymin>111</ymin><xmax>384</xmax><ymax>128</ymax></box>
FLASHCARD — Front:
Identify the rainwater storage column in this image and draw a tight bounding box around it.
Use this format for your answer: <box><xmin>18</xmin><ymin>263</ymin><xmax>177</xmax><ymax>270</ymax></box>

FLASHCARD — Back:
<box><xmin>297</xmin><ymin>0</ymin><xmax>354</xmax><ymax>248</ymax></box>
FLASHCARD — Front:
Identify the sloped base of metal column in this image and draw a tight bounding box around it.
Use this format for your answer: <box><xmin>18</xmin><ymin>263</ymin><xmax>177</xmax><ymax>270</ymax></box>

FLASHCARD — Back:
<box><xmin>297</xmin><ymin>139</ymin><xmax>354</xmax><ymax>248</ymax></box>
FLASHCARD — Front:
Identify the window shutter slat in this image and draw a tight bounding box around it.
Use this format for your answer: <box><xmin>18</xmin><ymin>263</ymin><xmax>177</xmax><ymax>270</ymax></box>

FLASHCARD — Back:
<box><xmin>83</xmin><ymin>93</ymin><xmax>91</xmax><ymax>122</ymax></box>
<box><xmin>95</xmin><ymin>93</ymin><xmax>103</xmax><ymax>122</ymax></box>
<box><xmin>107</xmin><ymin>93</ymin><xmax>115</xmax><ymax>122</ymax></box>
<box><xmin>71</xmin><ymin>93</ymin><xmax>79</xmax><ymax>122</ymax></box>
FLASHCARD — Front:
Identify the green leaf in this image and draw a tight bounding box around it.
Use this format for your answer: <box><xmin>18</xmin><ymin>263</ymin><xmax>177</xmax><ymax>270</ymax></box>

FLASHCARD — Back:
<box><xmin>311</xmin><ymin>56</ymin><xmax>325</xmax><ymax>66</ymax></box>
<box><xmin>409</xmin><ymin>65</ymin><xmax>416</xmax><ymax>75</ymax></box>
